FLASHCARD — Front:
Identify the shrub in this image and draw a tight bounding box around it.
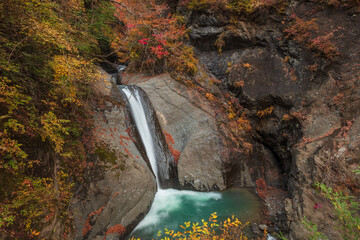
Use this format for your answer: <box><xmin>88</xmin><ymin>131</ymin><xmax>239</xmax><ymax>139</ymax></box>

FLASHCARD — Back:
<box><xmin>314</xmin><ymin>182</ymin><xmax>360</xmax><ymax>239</ymax></box>
<box><xmin>284</xmin><ymin>14</ymin><xmax>339</xmax><ymax>59</ymax></box>
<box><xmin>277</xmin><ymin>182</ymin><xmax>360</xmax><ymax>240</ymax></box>
<box><xmin>301</xmin><ymin>217</ymin><xmax>326</xmax><ymax>240</ymax></box>
<box><xmin>257</xmin><ymin>106</ymin><xmax>274</xmax><ymax>118</ymax></box>
<box><xmin>182</xmin><ymin>0</ymin><xmax>287</xmax><ymax>14</ymax></box>
<box><xmin>0</xmin><ymin>173</ymin><xmax>73</xmax><ymax>239</ymax></box>
<box><xmin>130</xmin><ymin>212</ymin><xmax>263</xmax><ymax>240</ymax></box>
<box><xmin>112</xmin><ymin>0</ymin><xmax>198</xmax><ymax>76</ymax></box>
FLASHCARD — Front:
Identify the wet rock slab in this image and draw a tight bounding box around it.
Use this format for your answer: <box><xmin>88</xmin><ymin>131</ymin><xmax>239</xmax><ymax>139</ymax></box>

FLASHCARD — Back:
<box><xmin>123</xmin><ymin>73</ymin><xmax>225</xmax><ymax>191</ymax></box>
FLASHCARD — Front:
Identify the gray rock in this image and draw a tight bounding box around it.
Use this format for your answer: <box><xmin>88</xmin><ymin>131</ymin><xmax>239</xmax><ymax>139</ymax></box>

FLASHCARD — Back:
<box><xmin>123</xmin><ymin>74</ymin><xmax>226</xmax><ymax>191</ymax></box>
<box><xmin>70</xmin><ymin>70</ymin><xmax>156</xmax><ymax>239</ymax></box>
<box><xmin>259</xmin><ymin>224</ymin><xmax>268</xmax><ymax>231</ymax></box>
<box><xmin>105</xmin><ymin>233</ymin><xmax>120</xmax><ymax>240</ymax></box>
<box><xmin>189</xmin><ymin>26</ymin><xmax>224</xmax><ymax>39</ymax></box>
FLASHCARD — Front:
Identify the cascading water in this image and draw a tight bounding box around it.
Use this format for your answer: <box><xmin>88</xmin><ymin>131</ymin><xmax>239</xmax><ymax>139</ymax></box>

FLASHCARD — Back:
<box><xmin>121</xmin><ymin>87</ymin><xmax>160</xmax><ymax>186</ymax></box>
<box><xmin>120</xmin><ymin>85</ymin><xmax>178</xmax><ymax>189</ymax></box>
<box><xmin>120</xmin><ymin>84</ymin><xmax>262</xmax><ymax>239</ymax></box>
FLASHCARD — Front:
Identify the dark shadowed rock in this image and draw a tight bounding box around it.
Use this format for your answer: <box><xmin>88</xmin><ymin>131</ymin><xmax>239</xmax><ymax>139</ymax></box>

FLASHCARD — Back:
<box><xmin>189</xmin><ymin>5</ymin><xmax>360</xmax><ymax>238</ymax></box>
<box><xmin>197</xmin><ymin>14</ymin><xmax>223</xmax><ymax>27</ymax></box>
<box><xmin>201</xmin><ymin>48</ymin><xmax>315</xmax><ymax>106</ymax></box>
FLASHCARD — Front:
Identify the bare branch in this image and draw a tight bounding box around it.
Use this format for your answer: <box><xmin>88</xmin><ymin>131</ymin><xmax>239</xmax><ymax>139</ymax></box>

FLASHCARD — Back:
<box><xmin>109</xmin><ymin>0</ymin><xmax>157</xmax><ymax>33</ymax></box>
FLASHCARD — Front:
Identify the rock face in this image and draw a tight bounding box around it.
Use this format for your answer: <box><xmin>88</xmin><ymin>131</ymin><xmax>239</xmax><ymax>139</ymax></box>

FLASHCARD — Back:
<box><xmin>201</xmin><ymin>48</ymin><xmax>313</xmax><ymax>105</ymax></box>
<box><xmin>70</xmin><ymin>71</ymin><xmax>156</xmax><ymax>240</ymax></box>
<box><xmin>122</xmin><ymin>74</ymin><xmax>226</xmax><ymax>191</ymax></box>
<box><xmin>185</xmin><ymin>3</ymin><xmax>360</xmax><ymax>239</ymax></box>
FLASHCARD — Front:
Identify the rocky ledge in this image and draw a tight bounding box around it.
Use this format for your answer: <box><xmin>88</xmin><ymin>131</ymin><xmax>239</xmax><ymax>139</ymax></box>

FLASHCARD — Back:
<box><xmin>70</xmin><ymin>71</ymin><xmax>156</xmax><ymax>240</ymax></box>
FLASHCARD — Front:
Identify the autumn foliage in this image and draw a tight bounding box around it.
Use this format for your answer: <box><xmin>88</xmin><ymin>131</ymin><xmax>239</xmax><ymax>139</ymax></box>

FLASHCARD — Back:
<box><xmin>256</xmin><ymin>178</ymin><xmax>274</xmax><ymax>200</ymax></box>
<box><xmin>164</xmin><ymin>130</ymin><xmax>181</xmax><ymax>164</ymax></box>
<box><xmin>0</xmin><ymin>0</ymin><xmax>118</xmax><ymax>238</ymax></box>
<box><xmin>130</xmin><ymin>212</ymin><xmax>263</xmax><ymax>240</ymax></box>
<box><xmin>111</xmin><ymin>0</ymin><xmax>198</xmax><ymax>76</ymax></box>
<box><xmin>181</xmin><ymin>0</ymin><xmax>287</xmax><ymax>14</ymax></box>
<box><xmin>83</xmin><ymin>206</ymin><xmax>105</xmax><ymax>237</ymax></box>
<box><xmin>2</xmin><ymin>0</ymin><xmax>357</xmax><ymax>238</ymax></box>
<box><xmin>103</xmin><ymin>224</ymin><xmax>126</xmax><ymax>239</ymax></box>
<box><xmin>284</xmin><ymin>14</ymin><xmax>339</xmax><ymax>59</ymax></box>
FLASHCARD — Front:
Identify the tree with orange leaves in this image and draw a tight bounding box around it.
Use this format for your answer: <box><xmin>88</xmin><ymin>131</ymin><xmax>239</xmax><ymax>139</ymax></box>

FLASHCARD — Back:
<box><xmin>111</xmin><ymin>0</ymin><xmax>198</xmax><ymax>75</ymax></box>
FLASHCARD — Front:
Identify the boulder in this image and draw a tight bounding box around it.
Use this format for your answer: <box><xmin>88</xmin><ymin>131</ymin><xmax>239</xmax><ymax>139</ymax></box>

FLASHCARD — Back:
<box><xmin>258</xmin><ymin>224</ymin><xmax>268</xmax><ymax>231</ymax></box>
<box><xmin>251</xmin><ymin>223</ymin><xmax>260</xmax><ymax>235</ymax></box>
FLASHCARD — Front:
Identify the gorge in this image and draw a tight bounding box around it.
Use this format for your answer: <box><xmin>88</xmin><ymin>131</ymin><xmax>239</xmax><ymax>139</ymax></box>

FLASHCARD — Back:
<box><xmin>1</xmin><ymin>1</ymin><xmax>359</xmax><ymax>240</ymax></box>
<box><xmin>70</xmin><ymin>2</ymin><xmax>360</xmax><ymax>237</ymax></box>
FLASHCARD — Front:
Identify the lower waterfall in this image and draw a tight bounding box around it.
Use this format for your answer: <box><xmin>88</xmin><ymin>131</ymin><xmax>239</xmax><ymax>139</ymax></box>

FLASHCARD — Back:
<box><xmin>120</xmin><ymin>85</ymin><xmax>261</xmax><ymax>239</ymax></box>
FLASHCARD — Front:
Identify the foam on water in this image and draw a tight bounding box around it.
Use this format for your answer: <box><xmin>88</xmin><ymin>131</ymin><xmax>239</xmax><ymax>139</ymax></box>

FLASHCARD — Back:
<box><xmin>135</xmin><ymin>189</ymin><xmax>222</xmax><ymax>231</ymax></box>
<box><xmin>129</xmin><ymin>189</ymin><xmax>258</xmax><ymax>239</ymax></box>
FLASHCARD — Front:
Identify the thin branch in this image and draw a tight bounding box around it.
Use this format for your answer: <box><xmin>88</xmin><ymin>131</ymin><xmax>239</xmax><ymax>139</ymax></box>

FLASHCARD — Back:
<box><xmin>7</xmin><ymin>35</ymin><xmax>30</xmax><ymax>64</ymax></box>
<box><xmin>109</xmin><ymin>0</ymin><xmax>157</xmax><ymax>33</ymax></box>
<box><xmin>109</xmin><ymin>0</ymin><xmax>136</xmax><ymax>16</ymax></box>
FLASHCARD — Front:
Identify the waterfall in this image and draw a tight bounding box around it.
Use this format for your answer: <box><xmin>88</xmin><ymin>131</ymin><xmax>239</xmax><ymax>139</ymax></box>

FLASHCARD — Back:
<box><xmin>119</xmin><ymin>84</ymin><xmax>259</xmax><ymax>240</ymax></box>
<box><xmin>120</xmin><ymin>85</ymin><xmax>178</xmax><ymax>189</ymax></box>
<box><xmin>121</xmin><ymin>86</ymin><xmax>161</xmax><ymax>187</ymax></box>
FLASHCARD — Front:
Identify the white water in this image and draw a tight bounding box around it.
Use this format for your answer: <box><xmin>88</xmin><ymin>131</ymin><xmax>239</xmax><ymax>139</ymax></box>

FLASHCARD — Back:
<box><xmin>121</xmin><ymin>86</ymin><xmax>259</xmax><ymax>239</ymax></box>
<box><xmin>134</xmin><ymin>189</ymin><xmax>222</xmax><ymax>231</ymax></box>
<box><xmin>130</xmin><ymin>188</ymin><xmax>259</xmax><ymax>239</ymax></box>
<box><xmin>121</xmin><ymin>87</ymin><xmax>160</xmax><ymax>187</ymax></box>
